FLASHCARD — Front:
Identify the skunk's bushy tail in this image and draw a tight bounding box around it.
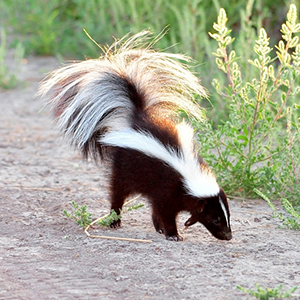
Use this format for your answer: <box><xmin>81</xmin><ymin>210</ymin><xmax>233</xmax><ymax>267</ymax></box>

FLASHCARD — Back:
<box><xmin>39</xmin><ymin>31</ymin><xmax>207</xmax><ymax>162</ymax></box>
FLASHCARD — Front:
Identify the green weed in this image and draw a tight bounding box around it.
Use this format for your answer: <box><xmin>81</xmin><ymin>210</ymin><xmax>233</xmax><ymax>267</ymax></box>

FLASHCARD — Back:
<box><xmin>63</xmin><ymin>201</ymin><xmax>144</xmax><ymax>228</ymax></box>
<box><xmin>196</xmin><ymin>4</ymin><xmax>300</xmax><ymax>207</ymax></box>
<box><xmin>237</xmin><ymin>284</ymin><xmax>298</xmax><ymax>300</ymax></box>
<box><xmin>97</xmin><ymin>203</ymin><xmax>145</xmax><ymax>227</ymax></box>
<box><xmin>254</xmin><ymin>189</ymin><xmax>300</xmax><ymax>230</ymax></box>
<box><xmin>96</xmin><ymin>209</ymin><xmax>122</xmax><ymax>227</ymax></box>
<box><xmin>63</xmin><ymin>201</ymin><xmax>93</xmax><ymax>227</ymax></box>
<box><xmin>126</xmin><ymin>203</ymin><xmax>145</xmax><ymax>212</ymax></box>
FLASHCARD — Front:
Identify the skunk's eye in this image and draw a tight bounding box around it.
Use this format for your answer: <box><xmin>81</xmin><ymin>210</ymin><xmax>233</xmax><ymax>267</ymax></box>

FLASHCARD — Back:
<box><xmin>213</xmin><ymin>217</ymin><xmax>221</xmax><ymax>225</ymax></box>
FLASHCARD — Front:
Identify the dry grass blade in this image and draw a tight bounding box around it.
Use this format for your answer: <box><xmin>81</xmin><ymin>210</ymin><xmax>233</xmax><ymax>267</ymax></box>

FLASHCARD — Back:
<box><xmin>85</xmin><ymin>195</ymin><xmax>152</xmax><ymax>243</ymax></box>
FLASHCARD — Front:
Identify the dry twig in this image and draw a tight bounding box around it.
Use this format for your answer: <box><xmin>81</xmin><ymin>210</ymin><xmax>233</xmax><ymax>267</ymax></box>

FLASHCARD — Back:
<box><xmin>85</xmin><ymin>195</ymin><xmax>152</xmax><ymax>243</ymax></box>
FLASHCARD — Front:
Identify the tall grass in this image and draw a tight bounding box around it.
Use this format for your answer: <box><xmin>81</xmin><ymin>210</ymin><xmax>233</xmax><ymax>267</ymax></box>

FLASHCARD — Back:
<box><xmin>0</xmin><ymin>1</ymin><xmax>293</xmax><ymax>59</ymax></box>
<box><xmin>0</xmin><ymin>0</ymin><xmax>294</xmax><ymax>98</ymax></box>
<box><xmin>0</xmin><ymin>28</ymin><xmax>24</xmax><ymax>89</ymax></box>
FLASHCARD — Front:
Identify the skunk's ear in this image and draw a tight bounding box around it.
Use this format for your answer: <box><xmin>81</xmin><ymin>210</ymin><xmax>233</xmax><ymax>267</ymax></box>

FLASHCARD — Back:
<box><xmin>184</xmin><ymin>215</ymin><xmax>198</xmax><ymax>227</ymax></box>
<box><xmin>196</xmin><ymin>199</ymin><xmax>207</xmax><ymax>213</ymax></box>
<box><xmin>184</xmin><ymin>199</ymin><xmax>207</xmax><ymax>227</ymax></box>
<box><xmin>197</xmin><ymin>204</ymin><xmax>205</xmax><ymax>213</ymax></box>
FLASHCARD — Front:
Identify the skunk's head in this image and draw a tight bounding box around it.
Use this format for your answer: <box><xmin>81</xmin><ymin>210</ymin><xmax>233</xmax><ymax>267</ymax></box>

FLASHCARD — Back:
<box><xmin>185</xmin><ymin>189</ymin><xmax>232</xmax><ymax>240</ymax></box>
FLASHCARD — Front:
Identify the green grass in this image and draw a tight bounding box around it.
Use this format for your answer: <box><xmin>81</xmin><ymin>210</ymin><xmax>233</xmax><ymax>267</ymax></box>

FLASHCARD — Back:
<box><xmin>254</xmin><ymin>189</ymin><xmax>300</xmax><ymax>230</ymax></box>
<box><xmin>0</xmin><ymin>1</ymin><xmax>294</xmax><ymax>88</ymax></box>
<box><xmin>0</xmin><ymin>28</ymin><xmax>24</xmax><ymax>89</ymax></box>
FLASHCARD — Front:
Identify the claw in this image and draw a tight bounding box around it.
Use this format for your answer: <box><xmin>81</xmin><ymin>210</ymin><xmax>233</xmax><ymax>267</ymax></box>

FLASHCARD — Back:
<box><xmin>110</xmin><ymin>219</ymin><xmax>122</xmax><ymax>229</ymax></box>
<box><xmin>166</xmin><ymin>235</ymin><xmax>184</xmax><ymax>241</ymax></box>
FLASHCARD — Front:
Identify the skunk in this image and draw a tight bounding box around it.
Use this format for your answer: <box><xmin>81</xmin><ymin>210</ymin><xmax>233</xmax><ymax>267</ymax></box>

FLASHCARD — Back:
<box><xmin>40</xmin><ymin>31</ymin><xmax>232</xmax><ymax>241</ymax></box>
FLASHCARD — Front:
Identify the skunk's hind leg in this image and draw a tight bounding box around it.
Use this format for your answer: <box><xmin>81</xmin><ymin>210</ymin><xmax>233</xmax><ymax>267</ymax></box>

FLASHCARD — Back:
<box><xmin>109</xmin><ymin>171</ymin><xmax>130</xmax><ymax>228</ymax></box>
<box><xmin>152</xmin><ymin>213</ymin><xmax>163</xmax><ymax>234</ymax></box>
<box><xmin>109</xmin><ymin>190</ymin><xmax>126</xmax><ymax>228</ymax></box>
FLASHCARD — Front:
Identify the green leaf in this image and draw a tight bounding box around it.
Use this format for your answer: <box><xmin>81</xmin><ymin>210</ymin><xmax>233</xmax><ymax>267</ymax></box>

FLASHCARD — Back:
<box><xmin>237</xmin><ymin>135</ymin><xmax>248</xmax><ymax>142</ymax></box>
<box><xmin>292</xmin><ymin>23</ymin><xmax>300</xmax><ymax>33</ymax></box>
<box><xmin>209</xmin><ymin>32</ymin><xmax>220</xmax><ymax>40</ymax></box>
<box><xmin>277</xmin><ymin>40</ymin><xmax>285</xmax><ymax>51</ymax></box>
<box><xmin>228</xmin><ymin>50</ymin><xmax>236</xmax><ymax>62</ymax></box>
<box><xmin>281</xmin><ymin>23</ymin><xmax>289</xmax><ymax>35</ymax></box>
<box><xmin>290</xmin><ymin>36</ymin><xmax>299</xmax><ymax>48</ymax></box>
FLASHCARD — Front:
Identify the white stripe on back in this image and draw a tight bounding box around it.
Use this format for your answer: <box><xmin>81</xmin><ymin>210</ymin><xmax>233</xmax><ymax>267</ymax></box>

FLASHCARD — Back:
<box><xmin>101</xmin><ymin>126</ymin><xmax>220</xmax><ymax>197</ymax></box>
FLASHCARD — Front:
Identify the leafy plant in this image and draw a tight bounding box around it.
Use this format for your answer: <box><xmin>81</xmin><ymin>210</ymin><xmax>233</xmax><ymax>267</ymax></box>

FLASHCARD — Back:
<box><xmin>237</xmin><ymin>284</ymin><xmax>298</xmax><ymax>300</ymax></box>
<box><xmin>197</xmin><ymin>5</ymin><xmax>300</xmax><ymax>205</ymax></box>
<box><xmin>97</xmin><ymin>203</ymin><xmax>145</xmax><ymax>227</ymax></box>
<box><xmin>63</xmin><ymin>201</ymin><xmax>144</xmax><ymax>228</ymax></box>
<box><xmin>126</xmin><ymin>203</ymin><xmax>145</xmax><ymax>212</ymax></box>
<box><xmin>63</xmin><ymin>201</ymin><xmax>93</xmax><ymax>227</ymax></box>
<box><xmin>97</xmin><ymin>209</ymin><xmax>122</xmax><ymax>227</ymax></box>
<box><xmin>254</xmin><ymin>189</ymin><xmax>300</xmax><ymax>231</ymax></box>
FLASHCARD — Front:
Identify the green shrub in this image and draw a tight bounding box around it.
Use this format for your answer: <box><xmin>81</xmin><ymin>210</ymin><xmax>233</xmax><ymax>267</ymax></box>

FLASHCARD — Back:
<box><xmin>197</xmin><ymin>5</ymin><xmax>300</xmax><ymax>204</ymax></box>
<box><xmin>194</xmin><ymin>4</ymin><xmax>300</xmax><ymax>229</ymax></box>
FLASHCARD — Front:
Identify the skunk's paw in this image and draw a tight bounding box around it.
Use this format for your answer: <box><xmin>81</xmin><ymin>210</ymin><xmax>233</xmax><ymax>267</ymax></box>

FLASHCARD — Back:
<box><xmin>166</xmin><ymin>234</ymin><xmax>184</xmax><ymax>242</ymax></box>
<box><xmin>110</xmin><ymin>219</ymin><xmax>122</xmax><ymax>229</ymax></box>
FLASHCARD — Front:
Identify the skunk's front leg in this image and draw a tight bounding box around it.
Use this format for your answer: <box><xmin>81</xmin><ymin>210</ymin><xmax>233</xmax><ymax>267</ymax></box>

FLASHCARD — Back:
<box><xmin>164</xmin><ymin>222</ymin><xmax>183</xmax><ymax>242</ymax></box>
<box><xmin>152</xmin><ymin>208</ymin><xmax>183</xmax><ymax>241</ymax></box>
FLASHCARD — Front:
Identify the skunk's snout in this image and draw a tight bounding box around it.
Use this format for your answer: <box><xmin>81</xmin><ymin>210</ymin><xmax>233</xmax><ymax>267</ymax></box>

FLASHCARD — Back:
<box><xmin>218</xmin><ymin>228</ymin><xmax>232</xmax><ymax>240</ymax></box>
<box><xmin>224</xmin><ymin>231</ymin><xmax>232</xmax><ymax>240</ymax></box>
<box><xmin>209</xmin><ymin>226</ymin><xmax>232</xmax><ymax>241</ymax></box>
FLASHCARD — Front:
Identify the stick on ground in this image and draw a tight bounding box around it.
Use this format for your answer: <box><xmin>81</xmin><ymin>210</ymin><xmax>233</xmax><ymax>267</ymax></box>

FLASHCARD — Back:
<box><xmin>84</xmin><ymin>195</ymin><xmax>152</xmax><ymax>243</ymax></box>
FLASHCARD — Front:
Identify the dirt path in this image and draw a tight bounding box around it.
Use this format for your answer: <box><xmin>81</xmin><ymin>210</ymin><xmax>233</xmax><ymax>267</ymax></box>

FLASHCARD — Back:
<box><xmin>0</xmin><ymin>55</ymin><xmax>300</xmax><ymax>300</ymax></box>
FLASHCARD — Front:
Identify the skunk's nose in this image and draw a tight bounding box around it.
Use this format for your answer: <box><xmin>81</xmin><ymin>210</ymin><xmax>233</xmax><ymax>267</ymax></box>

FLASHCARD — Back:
<box><xmin>224</xmin><ymin>231</ymin><xmax>232</xmax><ymax>240</ymax></box>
